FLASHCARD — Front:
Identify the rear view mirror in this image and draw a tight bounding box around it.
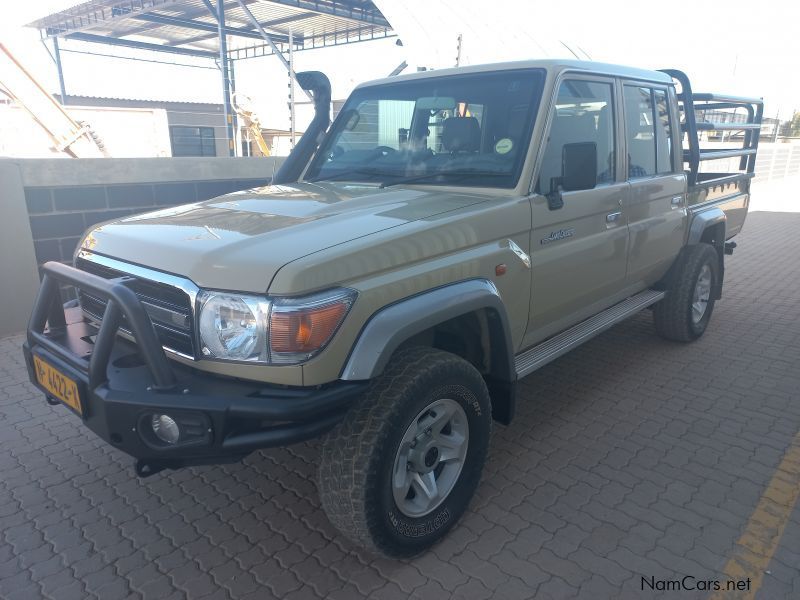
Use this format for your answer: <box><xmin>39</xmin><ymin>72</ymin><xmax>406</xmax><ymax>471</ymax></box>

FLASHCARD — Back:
<box><xmin>416</xmin><ymin>96</ymin><xmax>456</xmax><ymax>111</ymax></box>
<box><xmin>562</xmin><ymin>142</ymin><xmax>597</xmax><ymax>192</ymax></box>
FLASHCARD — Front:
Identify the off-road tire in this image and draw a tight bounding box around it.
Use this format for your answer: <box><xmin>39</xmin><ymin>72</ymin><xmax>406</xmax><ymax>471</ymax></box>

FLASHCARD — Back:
<box><xmin>318</xmin><ymin>347</ymin><xmax>491</xmax><ymax>557</ymax></box>
<box><xmin>653</xmin><ymin>243</ymin><xmax>719</xmax><ymax>342</ymax></box>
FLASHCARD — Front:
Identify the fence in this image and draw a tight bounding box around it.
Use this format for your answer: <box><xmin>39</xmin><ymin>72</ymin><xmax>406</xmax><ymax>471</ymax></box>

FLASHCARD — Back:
<box><xmin>753</xmin><ymin>143</ymin><xmax>800</xmax><ymax>184</ymax></box>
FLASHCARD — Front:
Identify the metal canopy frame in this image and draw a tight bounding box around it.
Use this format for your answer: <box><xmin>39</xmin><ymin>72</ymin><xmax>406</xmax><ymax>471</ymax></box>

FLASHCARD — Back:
<box><xmin>28</xmin><ymin>0</ymin><xmax>394</xmax><ymax>156</ymax></box>
<box><xmin>660</xmin><ymin>69</ymin><xmax>763</xmax><ymax>187</ymax></box>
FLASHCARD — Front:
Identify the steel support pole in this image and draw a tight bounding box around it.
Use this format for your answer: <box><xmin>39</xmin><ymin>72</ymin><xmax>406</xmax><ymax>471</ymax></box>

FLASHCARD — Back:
<box><xmin>234</xmin><ymin>0</ymin><xmax>313</xmax><ymax>102</ymax></box>
<box><xmin>289</xmin><ymin>30</ymin><xmax>295</xmax><ymax>149</ymax></box>
<box><xmin>53</xmin><ymin>37</ymin><xmax>67</xmax><ymax>105</ymax></box>
<box><xmin>388</xmin><ymin>61</ymin><xmax>408</xmax><ymax>77</ymax></box>
<box><xmin>217</xmin><ymin>0</ymin><xmax>235</xmax><ymax>156</ymax></box>
<box><xmin>229</xmin><ymin>56</ymin><xmax>239</xmax><ymax>154</ymax></box>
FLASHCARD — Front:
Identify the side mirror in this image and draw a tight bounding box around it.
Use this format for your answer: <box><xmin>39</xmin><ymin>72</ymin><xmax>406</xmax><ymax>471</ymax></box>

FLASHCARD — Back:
<box><xmin>562</xmin><ymin>142</ymin><xmax>597</xmax><ymax>191</ymax></box>
<box><xmin>545</xmin><ymin>142</ymin><xmax>598</xmax><ymax>210</ymax></box>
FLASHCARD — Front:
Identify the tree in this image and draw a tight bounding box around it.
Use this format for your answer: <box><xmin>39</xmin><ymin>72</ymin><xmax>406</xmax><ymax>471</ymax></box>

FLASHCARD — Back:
<box><xmin>789</xmin><ymin>112</ymin><xmax>800</xmax><ymax>138</ymax></box>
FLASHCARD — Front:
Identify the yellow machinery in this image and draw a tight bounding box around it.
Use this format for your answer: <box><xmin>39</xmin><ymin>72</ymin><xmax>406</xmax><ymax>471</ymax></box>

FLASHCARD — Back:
<box><xmin>0</xmin><ymin>42</ymin><xmax>108</xmax><ymax>158</ymax></box>
<box><xmin>232</xmin><ymin>92</ymin><xmax>271</xmax><ymax>156</ymax></box>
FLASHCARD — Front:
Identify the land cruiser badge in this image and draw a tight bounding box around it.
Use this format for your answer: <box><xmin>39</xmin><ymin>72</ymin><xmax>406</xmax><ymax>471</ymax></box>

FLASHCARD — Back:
<box><xmin>540</xmin><ymin>228</ymin><xmax>575</xmax><ymax>245</ymax></box>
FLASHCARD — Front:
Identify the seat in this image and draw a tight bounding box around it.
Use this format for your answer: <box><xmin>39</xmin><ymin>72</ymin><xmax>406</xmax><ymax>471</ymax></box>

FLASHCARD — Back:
<box><xmin>441</xmin><ymin>117</ymin><xmax>481</xmax><ymax>153</ymax></box>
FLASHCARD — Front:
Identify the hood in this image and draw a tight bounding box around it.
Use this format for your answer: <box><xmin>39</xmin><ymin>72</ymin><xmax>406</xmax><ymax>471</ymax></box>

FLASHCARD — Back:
<box><xmin>81</xmin><ymin>182</ymin><xmax>490</xmax><ymax>292</ymax></box>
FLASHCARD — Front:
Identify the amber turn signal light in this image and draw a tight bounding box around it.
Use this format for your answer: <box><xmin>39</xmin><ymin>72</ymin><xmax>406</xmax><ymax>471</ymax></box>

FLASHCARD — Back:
<box><xmin>270</xmin><ymin>302</ymin><xmax>349</xmax><ymax>353</ymax></box>
<box><xmin>268</xmin><ymin>289</ymin><xmax>356</xmax><ymax>363</ymax></box>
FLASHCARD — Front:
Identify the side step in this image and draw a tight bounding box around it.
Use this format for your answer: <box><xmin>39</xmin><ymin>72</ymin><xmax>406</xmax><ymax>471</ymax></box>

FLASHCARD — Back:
<box><xmin>514</xmin><ymin>289</ymin><xmax>665</xmax><ymax>378</ymax></box>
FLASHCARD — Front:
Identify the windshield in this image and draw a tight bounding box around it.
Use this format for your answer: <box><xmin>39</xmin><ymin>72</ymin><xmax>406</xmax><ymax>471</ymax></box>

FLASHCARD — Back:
<box><xmin>305</xmin><ymin>69</ymin><xmax>545</xmax><ymax>188</ymax></box>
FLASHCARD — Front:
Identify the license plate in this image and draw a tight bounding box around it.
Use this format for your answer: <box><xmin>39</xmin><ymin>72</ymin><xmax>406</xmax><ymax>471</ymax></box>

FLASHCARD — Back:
<box><xmin>33</xmin><ymin>354</ymin><xmax>82</xmax><ymax>415</ymax></box>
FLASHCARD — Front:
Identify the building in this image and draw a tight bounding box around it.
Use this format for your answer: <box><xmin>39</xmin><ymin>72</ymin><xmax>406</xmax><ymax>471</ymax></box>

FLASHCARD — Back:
<box><xmin>67</xmin><ymin>95</ymin><xmax>230</xmax><ymax>157</ymax></box>
<box><xmin>0</xmin><ymin>95</ymin><xmax>228</xmax><ymax>158</ymax></box>
<box><xmin>0</xmin><ymin>93</ymin><xmax>318</xmax><ymax>158</ymax></box>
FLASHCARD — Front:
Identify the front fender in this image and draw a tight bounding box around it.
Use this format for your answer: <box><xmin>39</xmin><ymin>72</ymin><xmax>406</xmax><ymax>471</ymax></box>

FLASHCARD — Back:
<box><xmin>340</xmin><ymin>279</ymin><xmax>514</xmax><ymax>383</ymax></box>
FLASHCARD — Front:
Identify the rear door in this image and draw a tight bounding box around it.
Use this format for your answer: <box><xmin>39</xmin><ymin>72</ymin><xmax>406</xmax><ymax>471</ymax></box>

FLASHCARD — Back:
<box><xmin>524</xmin><ymin>75</ymin><xmax>629</xmax><ymax>346</ymax></box>
<box><xmin>621</xmin><ymin>83</ymin><xmax>688</xmax><ymax>285</ymax></box>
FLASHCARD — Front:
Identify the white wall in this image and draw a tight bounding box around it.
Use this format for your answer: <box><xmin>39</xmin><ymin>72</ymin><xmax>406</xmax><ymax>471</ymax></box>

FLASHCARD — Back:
<box><xmin>0</xmin><ymin>104</ymin><xmax>172</xmax><ymax>158</ymax></box>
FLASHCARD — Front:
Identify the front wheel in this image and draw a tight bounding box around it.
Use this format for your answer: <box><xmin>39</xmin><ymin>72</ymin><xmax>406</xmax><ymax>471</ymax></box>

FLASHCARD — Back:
<box><xmin>317</xmin><ymin>347</ymin><xmax>491</xmax><ymax>557</ymax></box>
<box><xmin>653</xmin><ymin>243</ymin><xmax>720</xmax><ymax>342</ymax></box>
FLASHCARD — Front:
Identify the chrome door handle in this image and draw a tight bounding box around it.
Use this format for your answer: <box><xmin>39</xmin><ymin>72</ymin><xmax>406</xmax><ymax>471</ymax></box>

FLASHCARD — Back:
<box><xmin>671</xmin><ymin>196</ymin><xmax>683</xmax><ymax>207</ymax></box>
<box><xmin>606</xmin><ymin>211</ymin><xmax>622</xmax><ymax>223</ymax></box>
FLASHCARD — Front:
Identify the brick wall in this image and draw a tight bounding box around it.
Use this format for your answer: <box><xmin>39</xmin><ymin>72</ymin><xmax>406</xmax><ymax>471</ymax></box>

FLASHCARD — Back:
<box><xmin>0</xmin><ymin>157</ymin><xmax>283</xmax><ymax>335</ymax></box>
<box><xmin>24</xmin><ymin>177</ymin><xmax>270</xmax><ymax>267</ymax></box>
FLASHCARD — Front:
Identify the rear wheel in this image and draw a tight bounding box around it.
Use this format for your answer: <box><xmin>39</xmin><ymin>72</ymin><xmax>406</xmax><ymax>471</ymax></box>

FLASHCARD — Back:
<box><xmin>317</xmin><ymin>347</ymin><xmax>491</xmax><ymax>557</ymax></box>
<box><xmin>653</xmin><ymin>243</ymin><xmax>719</xmax><ymax>342</ymax></box>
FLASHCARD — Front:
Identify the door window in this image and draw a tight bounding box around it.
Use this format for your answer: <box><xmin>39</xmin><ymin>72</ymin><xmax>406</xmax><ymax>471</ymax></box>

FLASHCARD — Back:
<box><xmin>536</xmin><ymin>79</ymin><xmax>615</xmax><ymax>194</ymax></box>
<box><xmin>623</xmin><ymin>86</ymin><xmax>674</xmax><ymax>178</ymax></box>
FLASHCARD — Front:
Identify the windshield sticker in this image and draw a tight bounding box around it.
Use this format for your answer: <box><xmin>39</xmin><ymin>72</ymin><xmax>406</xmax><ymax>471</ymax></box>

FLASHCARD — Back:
<box><xmin>495</xmin><ymin>138</ymin><xmax>513</xmax><ymax>154</ymax></box>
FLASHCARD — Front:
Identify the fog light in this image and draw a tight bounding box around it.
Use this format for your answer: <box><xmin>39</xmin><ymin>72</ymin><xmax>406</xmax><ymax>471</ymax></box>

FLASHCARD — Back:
<box><xmin>151</xmin><ymin>414</ymin><xmax>180</xmax><ymax>445</ymax></box>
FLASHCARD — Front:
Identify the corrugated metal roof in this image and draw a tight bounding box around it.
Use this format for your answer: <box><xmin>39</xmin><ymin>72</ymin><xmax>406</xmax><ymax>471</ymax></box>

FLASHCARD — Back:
<box><xmin>27</xmin><ymin>0</ymin><xmax>393</xmax><ymax>59</ymax></box>
<box><xmin>65</xmin><ymin>94</ymin><xmax>224</xmax><ymax>107</ymax></box>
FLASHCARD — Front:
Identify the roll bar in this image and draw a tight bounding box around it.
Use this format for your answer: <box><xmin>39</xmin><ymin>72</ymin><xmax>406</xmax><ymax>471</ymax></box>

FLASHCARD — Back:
<box><xmin>659</xmin><ymin>69</ymin><xmax>763</xmax><ymax>187</ymax></box>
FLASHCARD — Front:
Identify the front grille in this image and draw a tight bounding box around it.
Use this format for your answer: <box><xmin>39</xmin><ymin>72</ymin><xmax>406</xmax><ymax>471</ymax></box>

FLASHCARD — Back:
<box><xmin>75</xmin><ymin>256</ymin><xmax>196</xmax><ymax>358</ymax></box>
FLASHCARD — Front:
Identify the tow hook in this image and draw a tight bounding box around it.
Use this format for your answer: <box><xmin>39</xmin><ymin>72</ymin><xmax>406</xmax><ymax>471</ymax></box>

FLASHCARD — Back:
<box><xmin>724</xmin><ymin>241</ymin><xmax>737</xmax><ymax>255</ymax></box>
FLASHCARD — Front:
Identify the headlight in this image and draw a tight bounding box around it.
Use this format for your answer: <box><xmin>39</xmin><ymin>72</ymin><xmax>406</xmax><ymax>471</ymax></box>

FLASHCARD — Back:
<box><xmin>198</xmin><ymin>292</ymin><xmax>270</xmax><ymax>361</ymax></box>
<box><xmin>197</xmin><ymin>288</ymin><xmax>356</xmax><ymax>364</ymax></box>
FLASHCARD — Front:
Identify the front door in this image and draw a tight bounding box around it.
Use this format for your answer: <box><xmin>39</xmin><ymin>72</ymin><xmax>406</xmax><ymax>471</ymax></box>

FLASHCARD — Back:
<box><xmin>524</xmin><ymin>76</ymin><xmax>629</xmax><ymax>347</ymax></box>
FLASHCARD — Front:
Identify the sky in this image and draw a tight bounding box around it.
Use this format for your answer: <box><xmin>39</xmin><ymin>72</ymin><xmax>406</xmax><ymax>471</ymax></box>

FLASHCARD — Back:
<box><xmin>2</xmin><ymin>0</ymin><xmax>798</xmax><ymax>134</ymax></box>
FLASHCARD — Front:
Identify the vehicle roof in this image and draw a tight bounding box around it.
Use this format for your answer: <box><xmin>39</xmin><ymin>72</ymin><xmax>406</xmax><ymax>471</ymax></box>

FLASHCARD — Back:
<box><xmin>355</xmin><ymin>59</ymin><xmax>674</xmax><ymax>89</ymax></box>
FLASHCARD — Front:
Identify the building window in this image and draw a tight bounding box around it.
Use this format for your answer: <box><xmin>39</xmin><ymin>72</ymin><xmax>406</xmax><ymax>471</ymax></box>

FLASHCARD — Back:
<box><xmin>170</xmin><ymin>126</ymin><xmax>217</xmax><ymax>157</ymax></box>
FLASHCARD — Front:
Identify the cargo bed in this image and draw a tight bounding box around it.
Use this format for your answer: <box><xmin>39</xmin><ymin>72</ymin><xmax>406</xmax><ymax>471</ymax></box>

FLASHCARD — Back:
<box><xmin>660</xmin><ymin>69</ymin><xmax>763</xmax><ymax>239</ymax></box>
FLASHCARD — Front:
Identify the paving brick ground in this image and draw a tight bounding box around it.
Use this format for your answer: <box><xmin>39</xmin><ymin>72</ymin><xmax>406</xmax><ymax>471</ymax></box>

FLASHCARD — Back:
<box><xmin>2</xmin><ymin>181</ymin><xmax>799</xmax><ymax>599</ymax></box>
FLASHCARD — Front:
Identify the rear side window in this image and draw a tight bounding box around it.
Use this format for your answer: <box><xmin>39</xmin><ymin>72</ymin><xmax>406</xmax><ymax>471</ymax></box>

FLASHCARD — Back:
<box><xmin>623</xmin><ymin>86</ymin><xmax>674</xmax><ymax>178</ymax></box>
<box><xmin>537</xmin><ymin>79</ymin><xmax>615</xmax><ymax>193</ymax></box>
<box><xmin>653</xmin><ymin>89</ymin><xmax>673</xmax><ymax>173</ymax></box>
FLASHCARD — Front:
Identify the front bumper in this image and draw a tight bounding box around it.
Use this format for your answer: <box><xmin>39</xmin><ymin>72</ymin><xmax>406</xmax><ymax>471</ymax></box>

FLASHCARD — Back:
<box><xmin>24</xmin><ymin>262</ymin><xmax>365</xmax><ymax>476</ymax></box>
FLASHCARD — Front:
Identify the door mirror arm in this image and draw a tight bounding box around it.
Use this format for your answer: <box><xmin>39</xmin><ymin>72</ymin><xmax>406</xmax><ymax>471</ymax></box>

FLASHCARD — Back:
<box><xmin>546</xmin><ymin>186</ymin><xmax>564</xmax><ymax>210</ymax></box>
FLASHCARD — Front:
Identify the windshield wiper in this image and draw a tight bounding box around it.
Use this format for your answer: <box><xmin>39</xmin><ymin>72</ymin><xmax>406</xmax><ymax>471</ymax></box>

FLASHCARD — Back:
<box><xmin>379</xmin><ymin>169</ymin><xmax>509</xmax><ymax>189</ymax></box>
<box><xmin>307</xmin><ymin>167</ymin><xmax>391</xmax><ymax>183</ymax></box>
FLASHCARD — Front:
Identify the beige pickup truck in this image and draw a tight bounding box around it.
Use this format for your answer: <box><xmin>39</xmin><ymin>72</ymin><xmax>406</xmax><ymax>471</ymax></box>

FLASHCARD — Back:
<box><xmin>24</xmin><ymin>60</ymin><xmax>762</xmax><ymax>556</ymax></box>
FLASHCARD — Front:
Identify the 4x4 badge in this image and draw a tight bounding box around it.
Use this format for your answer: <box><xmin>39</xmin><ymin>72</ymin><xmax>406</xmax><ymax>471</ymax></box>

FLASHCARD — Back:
<box><xmin>540</xmin><ymin>228</ymin><xmax>575</xmax><ymax>245</ymax></box>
